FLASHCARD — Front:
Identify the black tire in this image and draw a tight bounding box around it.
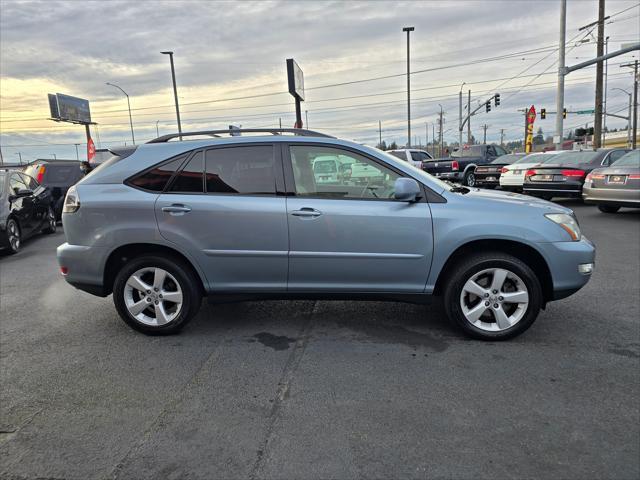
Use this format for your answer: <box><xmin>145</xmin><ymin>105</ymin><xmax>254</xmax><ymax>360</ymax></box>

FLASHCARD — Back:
<box><xmin>463</xmin><ymin>169</ymin><xmax>476</xmax><ymax>187</ymax></box>
<box><xmin>113</xmin><ymin>255</ymin><xmax>202</xmax><ymax>335</ymax></box>
<box><xmin>5</xmin><ymin>218</ymin><xmax>21</xmax><ymax>254</ymax></box>
<box><xmin>42</xmin><ymin>207</ymin><xmax>57</xmax><ymax>234</ymax></box>
<box><xmin>598</xmin><ymin>205</ymin><xmax>620</xmax><ymax>214</ymax></box>
<box><xmin>443</xmin><ymin>252</ymin><xmax>543</xmax><ymax>341</ymax></box>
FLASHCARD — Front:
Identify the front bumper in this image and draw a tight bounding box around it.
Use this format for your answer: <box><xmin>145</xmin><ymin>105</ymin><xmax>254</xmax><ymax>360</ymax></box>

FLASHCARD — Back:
<box><xmin>536</xmin><ymin>235</ymin><xmax>596</xmax><ymax>300</ymax></box>
<box><xmin>57</xmin><ymin>242</ymin><xmax>110</xmax><ymax>297</ymax></box>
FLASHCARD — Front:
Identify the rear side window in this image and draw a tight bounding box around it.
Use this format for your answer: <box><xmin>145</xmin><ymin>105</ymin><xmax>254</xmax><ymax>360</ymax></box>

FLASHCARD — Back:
<box><xmin>130</xmin><ymin>155</ymin><xmax>186</xmax><ymax>192</ymax></box>
<box><xmin>170</xmin><ymin>152</ymin><xmax>204</xmax><ymax>193</ymax></box>
<box><xmin>205</xmin><ymin>146</ymin><xmax>276</xmax><ymax>194</ymax></box>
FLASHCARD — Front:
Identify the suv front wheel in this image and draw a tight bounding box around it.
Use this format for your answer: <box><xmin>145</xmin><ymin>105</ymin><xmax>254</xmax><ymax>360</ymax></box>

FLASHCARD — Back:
<box><xmin>113</xmin><ymin>255</ymin><xmax>202</xmax><ymax>335</ymax></box>
<box><xmin>443</xmin><ymin>252</ymin><xmax>542</xmax><ymax>340</ymax></box>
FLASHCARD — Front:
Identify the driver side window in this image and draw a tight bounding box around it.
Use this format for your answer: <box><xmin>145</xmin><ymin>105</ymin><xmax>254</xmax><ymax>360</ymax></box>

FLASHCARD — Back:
<box><xmin>289</xmin><ymin>145</ymin><xmax>402</xmax><ymax>200</ymax></box>
<box><xmin>9</xmin><ymin>174</ymin><xmax>28</xmax><ymax>195</ymax></box>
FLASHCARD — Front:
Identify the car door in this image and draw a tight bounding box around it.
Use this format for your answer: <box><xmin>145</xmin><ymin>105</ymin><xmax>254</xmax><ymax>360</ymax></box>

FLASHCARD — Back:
<box><xmin>155</xmin><ymin>144</ymin><xmax>289</xmax><ymax>292</ymax></box>
<box><xmin>8</xmin><ymin>174</ymin><xmax>36</xmax><ymax>236</ymax></box>
<box><xmin>20</xmin><ymin>173</ymin><xmax>50</xmax><ymax>229</ymax></box>
<box><xmin>284</xmin><ymin>143</ymin><xmax>433</xmax><ymax>292</ymax></box>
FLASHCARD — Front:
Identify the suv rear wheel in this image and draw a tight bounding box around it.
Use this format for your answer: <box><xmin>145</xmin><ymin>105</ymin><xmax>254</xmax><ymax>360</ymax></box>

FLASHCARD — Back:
<box><xmin>113</xmin><ymin>255</ymin><xmax>202</xmax><ymax>335</ymax></box>
<box><xmin>443</xmin><ymin>252</ymin><xmax>542</xmax><ymax>340</ymax></box>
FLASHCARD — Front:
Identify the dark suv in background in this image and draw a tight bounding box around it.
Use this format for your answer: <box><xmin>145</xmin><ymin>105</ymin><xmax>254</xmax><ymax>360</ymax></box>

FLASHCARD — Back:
<box><xmin>23</xmin><ymin>160</ymin><xmax>84</xmax><ymax>219</ymax></box>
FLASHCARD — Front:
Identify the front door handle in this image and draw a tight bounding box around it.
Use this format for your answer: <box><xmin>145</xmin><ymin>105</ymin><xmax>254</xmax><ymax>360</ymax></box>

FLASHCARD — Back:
<box><xmin>162</xmin><ymin>204</ymin><xmax>192</xmax><ymax>215</ymax></box>
<box><xmin>290</xmin><ymin>207</ymin><xmax>322</xmax><ymax>218</ymax></box>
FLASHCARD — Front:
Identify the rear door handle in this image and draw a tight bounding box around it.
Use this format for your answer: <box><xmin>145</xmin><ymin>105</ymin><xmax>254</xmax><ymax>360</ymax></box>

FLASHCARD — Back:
<box><xmin>290</xmin><ymin>207</ymin><xmax>322</xmax><ymax>218</ymax></box>
<box><xmin>162</xmin><ymin>204</ymin><xmax>192</xmax><ymax>215</ymax></box>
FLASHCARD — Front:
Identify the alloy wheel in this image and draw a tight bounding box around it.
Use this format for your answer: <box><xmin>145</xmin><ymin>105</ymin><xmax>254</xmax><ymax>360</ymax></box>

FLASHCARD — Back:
<box><xmin>124</xmin><ymin>267</ymin><xmax>183</xmax><ymax>326</ymax></box>
<box><xmin>7</xmin><ymin>220</ymin><xmax>20</xmax><ymax>252</ymax></box>
<box><xmin>466</xmin><ymin>172</ymin><xmax>476</xmax><ymax>187</ymax></box>
<box><xmin>459</xmin><ymin>267</ymin><xmax>529</xmax><ymax>332</ymax></box>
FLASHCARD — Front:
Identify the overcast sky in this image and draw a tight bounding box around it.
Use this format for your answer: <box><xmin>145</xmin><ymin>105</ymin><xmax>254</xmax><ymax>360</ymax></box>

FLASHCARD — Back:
<box><xmin>1</xmin><ymin>0</ymin><xmax>638</xmax><ymax>161</ymax></box>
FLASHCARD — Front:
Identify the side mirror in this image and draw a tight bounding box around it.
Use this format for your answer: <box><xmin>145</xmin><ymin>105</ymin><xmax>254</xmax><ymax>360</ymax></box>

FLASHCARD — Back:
<box><xmin>393</xmin><ymin>178</ymin><xmax>421</xmax><ymax>202</ymax></box>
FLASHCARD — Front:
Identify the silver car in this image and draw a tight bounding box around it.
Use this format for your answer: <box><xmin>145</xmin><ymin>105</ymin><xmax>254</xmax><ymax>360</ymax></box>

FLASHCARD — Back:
<box><xmin>583</xmin><ymin>150</ymin><xmax>640</xmax><ymax>213</ymax></box>
<box><xmin>57</xmin><ymin>129</ymin><xmax>595</xmax><ymax>340</ymax></box>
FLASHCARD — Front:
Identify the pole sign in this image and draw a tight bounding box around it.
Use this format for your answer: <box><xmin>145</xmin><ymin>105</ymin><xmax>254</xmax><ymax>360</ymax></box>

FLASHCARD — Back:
<box><xmin>286</xmin><ymin>59</ymin><xmax>305</xmax><ymax>128</ymax></box>
<box><xmin>48</xmin><ymin>93</ymin><xmax>92</xmax><ymax>124</ymax></box>
<box><xmin>525</xmin><ymin>105</ymin><xmax>536</xmax><ymax>153</ymax></box>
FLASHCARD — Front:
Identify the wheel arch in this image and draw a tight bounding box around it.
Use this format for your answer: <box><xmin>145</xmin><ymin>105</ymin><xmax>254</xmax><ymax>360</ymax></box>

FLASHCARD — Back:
<box><xmin>433</xmin><ymin>239</ymin><xmax>553</xmax><ymax>303</ymax></box>
<box><xmin>103</xmin><ymin>243</ymin><xmax>206</xmax><ymax>297</ymax></box>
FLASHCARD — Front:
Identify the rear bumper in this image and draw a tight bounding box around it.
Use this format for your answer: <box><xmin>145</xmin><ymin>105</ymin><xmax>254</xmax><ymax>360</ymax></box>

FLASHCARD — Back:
<box><xmin>582</xmin><ymin>185</ymin><xmax>640</xmax><ymax>207</ymax></box>
<box><xmin>429</xmin><ymin>171</ymin><xmax>462</xmax><ymax>181</ymax></box>
<box><xmin>536</xmin><ymin>236</ymin><xmax>596</xmax><ymax>300</ymax></box>
<box><xmin>523</xmin><ymin>181</ymin><xmax>582</xmax><ymax>198</ymax></box>
<box><xmin>57</xmin><ymin>242</ymin><xmax>110</xmax><ymax>297</ymax></box>
<box><xmin>475</xmin><ymin>177</ymin><xmax>500</xmax><ymax>187</ymax></box>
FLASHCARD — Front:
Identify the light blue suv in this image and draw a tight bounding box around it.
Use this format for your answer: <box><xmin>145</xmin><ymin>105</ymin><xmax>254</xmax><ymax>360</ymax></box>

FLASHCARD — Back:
<box><xmin>57</xmin><ymin>129</ymin><xmax>595</xmax><ymax>340</ymax></box>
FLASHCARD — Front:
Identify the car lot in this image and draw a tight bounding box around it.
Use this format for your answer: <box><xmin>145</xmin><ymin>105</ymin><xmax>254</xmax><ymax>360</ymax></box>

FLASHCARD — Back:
<box><xmin>0</xmin><ymin>201</ymin><xmax>638</xmax><ymax>479</ymax></box>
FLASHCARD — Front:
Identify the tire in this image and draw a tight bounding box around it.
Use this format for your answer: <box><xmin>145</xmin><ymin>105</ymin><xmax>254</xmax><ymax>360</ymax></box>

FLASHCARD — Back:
<box><xmin>463</xmin><ymin>169</ymin><xmax>476</xmax><ymax>187</ymax></box>
<box><xmin>443</xmin><ymin>252</ymin><xmax>543</xmax><ymax>341</ymax></box>
<box><xmin>598</xmin><ymin>205</ymin><xmax>620</xmax><ymax>214</ymax></box>
<box><xmin>5</xmin><ymin>218</ymin><xmax>21</xmax><ymax>254</ymax></box>
<box><xmin>113</xmin><ymin>255</ymin><xmax>202</xmax><ymax>335</ymax></box>
<box><xmin>42</xmin><ymin>207</ymin><xmax>57</xmax><ymax>234</ymax></box>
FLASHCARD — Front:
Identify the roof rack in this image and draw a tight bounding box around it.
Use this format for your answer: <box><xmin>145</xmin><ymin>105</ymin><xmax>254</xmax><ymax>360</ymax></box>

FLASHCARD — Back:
<box><xmin>146</xmin><ymin>128</ymin><xmax>335</xmax><ymax>144</ymax></box>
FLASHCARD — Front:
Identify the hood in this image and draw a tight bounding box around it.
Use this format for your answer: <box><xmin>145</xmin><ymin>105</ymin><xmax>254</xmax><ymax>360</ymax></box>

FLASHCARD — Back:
<box><xmin>455</xmin><ymin>187</ymin><xmax>573</xmax><ymax>214</ymax></box>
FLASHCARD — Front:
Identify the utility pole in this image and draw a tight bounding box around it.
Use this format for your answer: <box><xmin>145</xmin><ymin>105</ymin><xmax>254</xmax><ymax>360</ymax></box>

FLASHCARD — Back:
<box><xmin>603</xmin><ymin>36</ymin><xmax>609</xmax><ymax>146</ymax></box>
<box><xmin>279</xmin><ymin>118</ymin><xmax>282</xmax><ymax>129</ymax></box>
<box><xmin>15</xmin><ymin>152</ymin><xmax>22</xmax><ymax>165</ymax></box>
<box><xmin>438</xmin><ymin>105</ymin><xmax>444</xmax><ymax>157</ymax></box>
<box><xmin>593</xmin><ymin>0</ymin><xmax>605</xmax><ymax>148</ymax></box>
<box><xmin>161</xmin><ymin>51</ymin><xmax>183</xmax><ymax>140</ymax></box>
<box><xmin>467</xmin><ymin>90</ymin><xmax>471</xmax><ymax>144</ymax></box>
<box><xmin>458</xmin><ymin>82</ymin><xmax>466</xmax><ymax>147</ymax></box>
<box><xmin>482</xmin><ymin>124</ymin><xmax>488</xmax><ymax>144</ymax></box>
<box><xmin>500</xmin><ymin>129</ymin><xmax>505</xmax><ymax>146</ymax></box>
<box><xmin>425</xmin><ymin>122</ymin><xmax>428</xmax><ymax>152</ymax></box>
<box><xmin>403</xmin><ymin>27</ymin><xmax>415</xmax><ymax>147</ymax></box>
<box><xmin>156</xmin><ymin>121</ymin><xmax>160</xmax><ymax>137</ymax></box>
<box><xmin>74</xmin><ymin>143</ymin><xmax>80</xmax><ymax>160</ymax></box>
<box><xmin>554</xmin><ymin>0</ymin><xmax>567</xmax><ymax>150</ymax></box>
<box><xmin>378</xmin><ymin>120</ymin><xmax>382</xmax><ymax>147</ymax></box>
<box><xmin>305</xmin><ymin>110</ymin><xmax>309</xmax><ymax>129</ymax></box>
<box><xmin>432</xmin><ymin>124</ymin><xmax>435</xmax><ymax>156</ymax></box>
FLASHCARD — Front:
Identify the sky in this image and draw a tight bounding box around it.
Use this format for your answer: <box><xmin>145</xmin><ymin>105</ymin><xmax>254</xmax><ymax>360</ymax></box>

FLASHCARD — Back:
<box><xmin>0</xmin><ymin>0</ymin><xmax>638</xmax><ymax>162</ymax></box>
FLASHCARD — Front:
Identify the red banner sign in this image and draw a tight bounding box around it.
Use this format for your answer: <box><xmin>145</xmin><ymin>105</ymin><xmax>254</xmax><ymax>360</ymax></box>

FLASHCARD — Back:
<box><xmin>525</xmin><ymin>105</ymin><xmax>536</xmax><ymax>153</ymax></box>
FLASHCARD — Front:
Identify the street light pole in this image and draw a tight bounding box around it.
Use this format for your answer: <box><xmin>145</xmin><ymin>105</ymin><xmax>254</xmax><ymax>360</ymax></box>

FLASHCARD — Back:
<box><xmin>403</xmin><ymin>26</ymin><xmax>415</xmax><ymax>148</ymax></box>
<box><xmin>555</xmin><ymin>0</ymin><xmax>567</xmax><ymax>150</ymax></box>
<box><xmin>74</xmin><ymin>143</ymin><xmax>80</xmax><ymax>160</ymax></box>
<box><xmin>612</xmin><ymin>88</ymin><xmax>633</xmax><ymax>147</ymax></box>
<box><xmin>156</xmin><ymin>121</ymin><xmax>160</xmax><ymax>137</ymax></box>
<box><xmin>106</xmin><ymin>82</ymin><xmax>135</xmax><ymax>145</ymax></box>
<box><xmin>51</xmin><ymin>153</ymin><xmax>57</xmax><ymax>160</ymax></box>
<box><xmin>459</xmin><ymin>82</ymin><xmax>466</xmax><ymax>148</ymax></box>
<box><xmin>15</xmin><ymin>152</ymin><xmax>22</xmax><ymax>165</ymax></box>
<box><xmin>161</xmin><ymin>51</ymin><xmax>183</xmax><ymax>140</ymax></box>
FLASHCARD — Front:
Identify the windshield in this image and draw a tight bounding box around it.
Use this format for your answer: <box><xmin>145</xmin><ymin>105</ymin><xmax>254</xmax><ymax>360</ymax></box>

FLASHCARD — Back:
<box><xmin>611</xmin><ymin>150</ymin><xmax>639</xmax><ymax>167</ymax></box>
<box><xmin>551</xmin><ymin>151</ymin><xmax>600</xmax><ymax>165</ymax></box>
<box><xmin>313</xmin><ymin>159</ymin><xmax>337</xmax><ymax>173</ymax></box>
<box><xmin>451</xmin><ymin>145</ymin><xmax>483</xmax><ymax>158</ymax></box>
<box><xmin>491</xmin><ymin>154</ymin><xmax>522</xmax><ymax>164</ymax></box>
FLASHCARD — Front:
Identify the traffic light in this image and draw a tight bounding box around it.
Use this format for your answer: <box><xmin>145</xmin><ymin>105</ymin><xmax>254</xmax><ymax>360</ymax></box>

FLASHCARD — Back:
<box><xmin>494</xmin><ymin>93</ymin><xmax>500</xmax><ymax>107</ymax></box>
<box><xmin>541</xmin><ymin>108</ymin><xmax>546</xmax><ymax>120</ymax></box>
<box><xmin>485</xmin><ymin>101</ymin><xmax>491</xmax><ymax>113</ymax></box>
<box><xmin>563</xmin><ymin>108</ymin><xmax>567</xmax><ymax>119</ymax></box>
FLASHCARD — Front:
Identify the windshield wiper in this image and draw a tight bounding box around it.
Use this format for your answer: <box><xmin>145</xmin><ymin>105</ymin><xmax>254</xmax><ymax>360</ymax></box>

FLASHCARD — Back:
<box><xmin>449</xmin><ymin>186</ymin><xmax>470</xmax><ymax>194</ymax></box>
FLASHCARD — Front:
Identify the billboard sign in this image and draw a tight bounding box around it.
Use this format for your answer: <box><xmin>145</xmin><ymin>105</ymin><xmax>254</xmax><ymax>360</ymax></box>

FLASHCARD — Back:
<box><xmin>48</xmin><ymin>93</ymin><xmax>92</xmax><ymax>123</ymax></box>
<box><xmin>286</xmin><ymin>58</ymin><xmax>305</xmax><ymax>101</ymax></box>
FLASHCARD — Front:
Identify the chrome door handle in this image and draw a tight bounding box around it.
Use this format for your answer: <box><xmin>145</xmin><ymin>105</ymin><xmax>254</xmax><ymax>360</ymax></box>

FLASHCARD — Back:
<box><xmin>162</xmin><ymin>204</ymin><xmax>192</xmax><ymax>215</ymax></box>
<box><xmin>291</xmin><ymin>208</ymin><xmax>322</xmax><ymax>218</ymax></box>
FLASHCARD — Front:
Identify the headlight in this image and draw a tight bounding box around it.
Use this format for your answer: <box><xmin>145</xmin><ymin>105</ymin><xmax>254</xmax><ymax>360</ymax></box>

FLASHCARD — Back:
<box><xmin>62</xmin><ymin>185</ymin><xmax>80</xmax><ymax>213</ymax></box>
<box><xmin>545</xmin><ymin>213</ymin><xmax>581</xmax><ymax>241</ymax></box>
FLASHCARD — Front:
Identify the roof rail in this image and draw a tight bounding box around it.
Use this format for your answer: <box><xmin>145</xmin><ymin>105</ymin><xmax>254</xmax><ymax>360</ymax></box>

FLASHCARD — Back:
<box><xmin>146</xmin><ymin>128</ymin><xmax>335</xmax><ymax>144</ymax></box>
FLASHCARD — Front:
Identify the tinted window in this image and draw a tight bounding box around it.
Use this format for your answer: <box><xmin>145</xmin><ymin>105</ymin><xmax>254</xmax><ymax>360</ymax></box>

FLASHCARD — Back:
<box><xmin>205</xmin><ymin>146</ymin><xmax>275</xmax><ymax>194</ymax></box>
<box><xmin>611</xmin><ymin>150</ymin><xmax>640</xmax><ymax>167</ymax></box>
<box><xmin>452</xmin><ymin>145</ymin><xmax>483</xmax><ymax>158</ymax></box>
<box><xmin>9</xmin><ymin>174</ymin><xmax>28</xmax><ymax>194</ymax></box>
<box><xmin>605</xmin><ymin>150</ymin><xmax>627</xmax><ymax>165</ymax></box>
<box><xmin>417</xmin><ymin>151</ymin><xmax>432</xmax><ymax>161</ymax></box>
<box><xmin>171</xmin><ymin>152</ymin><xmax>204</xmax><ymax>193</ymax></box>
<box><xmin>130</xmin><ymin>156</ymin><xmax>186</xmax><ymax>192</ymax></box>
<box><xmin>44</xmin><ymin>164</ymin><xmax>82</xmax><ymax>184</ymax></box>
<box><xmin>290</xmin><ymin>145</ymin><xmax>401</xmax><ymax>200</ymax></box>
<box><xmin>20</xmin><ymin>173</ymin><xmax>39</xmax><ymax>190</ymax></box>
<box><xmin>495</xmin><ymin>146</ymin><xmax>507</xmax><ymax>156</ymax></box>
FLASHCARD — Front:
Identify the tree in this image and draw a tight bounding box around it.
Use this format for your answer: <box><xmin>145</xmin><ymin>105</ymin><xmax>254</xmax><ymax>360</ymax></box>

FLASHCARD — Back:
<box><xmin>533</xmin><ymin>127</ymin><xmax>545</xmax><ymax>146</ymax></box>
<box><xmin>376</xmin><ymin>140</ymin><xmax>387</xmax><ymax>150</ymax></box>
<box><xmin>389</xmin><ymin>141</ymin><xmax>398</xmax><ymax>150</ymax></box>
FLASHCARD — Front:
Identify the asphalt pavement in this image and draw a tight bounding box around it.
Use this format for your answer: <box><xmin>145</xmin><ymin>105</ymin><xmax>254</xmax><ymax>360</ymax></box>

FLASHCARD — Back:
<box><xmin>1</xmin><ymin>201</ymin><xmax>638</xmax><ymax>480</ymax></box>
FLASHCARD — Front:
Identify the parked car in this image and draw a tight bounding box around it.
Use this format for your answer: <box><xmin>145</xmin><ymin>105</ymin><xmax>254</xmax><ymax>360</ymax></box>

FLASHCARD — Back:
<box><xmin>23</xmin><ymin>160</ymin><xmax>84</xmax><ymax>220</ymax></box>
<box><xmin>523</xmin><ymin>149</ymin><xmax>629</xmax><ymax>200</ymax></box>
<box><xmin>57</xmin><ymin>128</ymin><xmax>595</xmax><ymax>341</ymax></box>
<box><xmin>312</xmin><ymin>155</ymin><xmax>354</xmax><ymax>185</ymax></box>
<box><xmin>388</xmin><ymin>149</ymin><xmax>433</xmax><ymax>169</ymax></box>
<box><xmin>0</xmin><ymin>169</ymin><xmax>57</xmax><ymax>253</ymax></box>
<box><xmin>474</xmin><ymin>153</ymin><xmax>526</xmax><ymax>189</ymax></box>
<box><xmin>583</xmin><ymin>150</ymin><xmax>640</xmax><ymax>212</ymax></box>
<box><xmin>423</xmin><ymin>144</ymin><xmax>508</xmax><ymax>187</ymax></box>
<box><xmin>499</xmin><ymin>151</ymin><xmax>562</xmax><ymax>192</ymax></box>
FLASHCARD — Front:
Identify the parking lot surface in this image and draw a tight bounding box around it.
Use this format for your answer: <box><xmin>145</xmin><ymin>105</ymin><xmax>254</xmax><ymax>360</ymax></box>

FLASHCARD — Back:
<box><xmin>1</xmin><ymin>201</ymin><xmax>638</xmax><ymax>480</ymax></box>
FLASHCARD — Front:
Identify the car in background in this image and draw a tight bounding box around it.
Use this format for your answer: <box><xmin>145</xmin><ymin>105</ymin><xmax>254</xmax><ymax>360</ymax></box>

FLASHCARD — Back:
<box><xmin>474</xmin><ymin>153</ymin><xmax>526</xmax><ymax>189</ymax></box>
<box><xmin>423</xmin><ymin>144</ymin><xmax>508</xmax><ymax>187</ymax></box>
<box><xmin>23</xmin><ymin>160</ymin><xmax>84</xmax><ymax>220</ymax></box>
<box><xmin>583</xmin><ymin>150</ymin><xmax>640</xmax><ymax>213</ymax></box>
<box><xmin>312</xmin><ymin>155</ymin><xmax>354</xmax><ymax>185</ymax></box>
<box><xmin>0</xmin><ymin>169</ymin><xmax>56</xmax><ymax>254</ymax></box>
<box><xmin>523</xmin><ymin>149</ymin><xmax>628</xmax><ymax>200</ymax></box>
<box><xmin>499</xmin><ymin>152</ymin><xmax>562</xmax><ymax>192</ymax></box>
<box><xmin>388</xmin><ymin>149</ymin><xmax>433</xmax><ymax>169</ymax></box>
